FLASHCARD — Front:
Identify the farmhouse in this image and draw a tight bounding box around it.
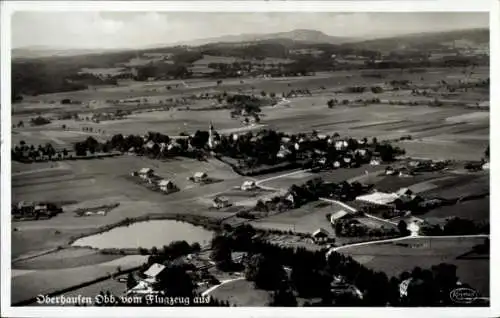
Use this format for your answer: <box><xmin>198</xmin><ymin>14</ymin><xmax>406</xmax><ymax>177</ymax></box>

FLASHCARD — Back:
<box><xmin>143</xmin><ymin>263</ymin><xmax>167</xmax><ymax>285</ymax></box>
<box><xmin>241</xmin><ymin>180</ymin><xmax>257</xmax><ymax>191</ymax></box>
<box><xmin>144</xmin><ymin>140</ymin><xmax>156</xmax><ymax>150</ymax></box>
<box><xmin>312</xmin><ymin>228</ymin><xmax>330</xmax><ymax>242</ymax></box>
<box><xmin>356</xmin><ymin>192</ymin><xmax>400</xmax><ymax>206</ymax></box>
<box><xmin>334</xmin><ymin>140</ymin><xmax>348</xmax><ymax>151</ymax></box>
<box><xmin>213</xmin><ymin>196</ymin><xmax>231</xmax><ymax>209</ymax></box>
<box><xmin>33</xmin><ymin>204</ymin><xmax>49</xmax><ymax>217</ymax></box>
<box><xmin>17</xmin><ymin>201</ymin><xmax>35</xmax><ymax>214</ymax></box>
<box><xmin>277</xmin><ymin>146</ymin><xmax>292</xmax><ymax>159</ymax></box>
<box><xmin>231</xmin><ymin>252</ymin><xmax>248</xmax><ymax>265</ymax></box>
<box><xmin>138</xmin><ymin>168</ymin><xmax>154</xmax><ymax>179</ymax></box>
<box><xmin>158</xmin><ymin>179</ymin><xmax>176</xmax><ymax>192</ymax></box>
<box><xmin>385</xmin><ymin>166</ymin><xmax>397</xmax><ymax>175</ymax></box>
<box><xmin>193</xmin><ymin>172</ymin><xmax>208</xmax><ymax>183</ymax></box>
<box><xmin>329</xmin><ymin>210</ymin><xmax>351</xmax><ymax>224</ymax></box>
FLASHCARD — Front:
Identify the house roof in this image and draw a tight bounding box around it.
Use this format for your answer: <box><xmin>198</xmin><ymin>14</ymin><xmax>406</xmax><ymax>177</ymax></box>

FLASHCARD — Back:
<box><xmin>144</xmin><ymin>263</ymin><xmax>166</xmax><ymax>278</ymax></box>
<box><xmin>194</xmin><ymin>172</ymin><xmax>207</xmax><ymax>178</ymax></box>
<box><xmin>158</xmin><ymin>180</ymin><xmax>173</xmax><ymax>186</ymax></box>
<box><xmin>312</xmin><ymin>228</ymin><xmax>330</xmax><ymax>237</ymax></box>
<box><xmin>231</xmin><ymin>252</ymin><xmax>247</xmax><ymax>262</ymax></box>
<box><xmin>17</xmin><ymin>201</ymin><xmax>34</xmax><ymax>208</ymax></box>
<box><xmin>214</xmin><ymin>196</ymin><xmax>229</xmax><ymax>203</ymax></box>
<box><xmin>139</xmin><ymin>168</ymin><xmax>153</xmax><ymax>174</ymax></box>
<box><xmin>330</xmin><ymin>210</ymin><xmax>350</xmax><ymax>222</ymax></box>
<box><xmin>356</xmin><ymin>192</ymin><xmax>399</xmax><ymax>206</ymax></box>
<box><xmin>396</xmin><ymin>188</ymin><xmax>413</xmax><ymax>197</ymax></box>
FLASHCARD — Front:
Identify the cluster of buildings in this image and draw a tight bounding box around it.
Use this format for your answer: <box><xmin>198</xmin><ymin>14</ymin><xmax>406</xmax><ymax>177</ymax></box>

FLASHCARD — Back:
<box><xmin>12</xmin><ymin>201</ymin><xmax>61</xmax><ymax>220</ymax></box>
<box><xmin>188</xmin><ymin>55</ymin><xmax>295</xmax><ymax>78</ymax></box>
<box><xmin>276</xmin><ymin>134</ymin><xmax>375</xmax><ymax>168</ymax></box>
<box><xmin>132</xmin><ymin>168</ymin><xmax>179</xmax><ymax>194</ymax></box>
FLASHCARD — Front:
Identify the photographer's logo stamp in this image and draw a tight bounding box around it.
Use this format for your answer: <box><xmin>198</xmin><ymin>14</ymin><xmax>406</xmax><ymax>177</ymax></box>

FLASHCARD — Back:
<box><xmin>449</xmin><ymin>287</ymin><xmax>479</xmax><ymax>304</ymax></box>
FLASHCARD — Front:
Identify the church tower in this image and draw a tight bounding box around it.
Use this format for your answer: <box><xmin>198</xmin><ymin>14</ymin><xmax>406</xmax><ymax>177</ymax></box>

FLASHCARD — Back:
<box><xmin>208</xmin><ymin>121</ymin><xmax>215</xmax><ymax>149</ymax></box>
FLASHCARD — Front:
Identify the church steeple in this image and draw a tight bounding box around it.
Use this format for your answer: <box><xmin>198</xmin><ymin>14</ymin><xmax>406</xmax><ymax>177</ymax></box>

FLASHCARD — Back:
<box><xmin>208</xmin><ymin>121</ymin><xmax>215</xmax><ymax>149</ymax></box>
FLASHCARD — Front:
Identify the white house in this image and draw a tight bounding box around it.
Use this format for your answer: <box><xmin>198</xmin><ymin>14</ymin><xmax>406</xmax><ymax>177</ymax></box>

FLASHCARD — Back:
<box><xmin>158</xmin><ymin>179</ymin><xmax>176</xmax><ymax>192</ymax></box>
<box><xmin>312</xmin><ymin>228</ymin><xmax>330</xmax><ymax>242</ymax></box>
<box><xmin>330</xmin><ymin>210</ymin><xmax>350</xmax><ymax>224</ymax></box>
<box><xmin>356</xmin><ymin>192</ymin><xmax>400</xmax><ymax>206</ymax></box>
<box><xmin>241</xmin><ymin>180</ymin><xmax>257</xmax><ymax>191</ymax></box>
<box><xmin>144</xmin><ymin>140</ymin><xmax>156</xmax><ymax>150</ymax></box>
<box><xmin>335</xmin><ymin>140</ymin><xmax>348</xmax><ymax>151</ymax></box>
<box><xmin>395</xmin><ymin>188</ymin><xmax>413</xmax><ymax>197</ymax></box>
<box><xmin>333</xmin><ymin>161</ymin><xmax>341</xmax><ymax>169</ymax></box>
<box><xmin>213</xmin><ymin>196</ymin><xmax>231</xmax><ymax>209</ymax></box>
<box><xmin>277</xmin><ymin>146</ymin><xmax>292</xmax><ymax>159</ymax></box>
<box><xmin>143</xmin><ymin>263</ymin><xmax>167</xmax><ymax>285</ymax></box>
<box><xmin>193</xmin><ymin>172</ymin><xmax>208</xmax><ymax>183</ymax></box>
<box><xmin>385</xmin><ymin>166</ymin><xmax>397</xmax><ymax>175</ymax></box>
<box><xmin>138</xmin><ymin>168</ymin><xmax>154</xmax><ymax>179</ymax></box>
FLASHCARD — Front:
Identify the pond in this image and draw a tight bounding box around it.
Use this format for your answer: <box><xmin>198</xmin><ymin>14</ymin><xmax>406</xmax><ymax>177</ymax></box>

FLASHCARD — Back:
<box><xmin>72</xmin><ymin>220</ymin><xmax>214</xmax><ymax>249</ymax></box>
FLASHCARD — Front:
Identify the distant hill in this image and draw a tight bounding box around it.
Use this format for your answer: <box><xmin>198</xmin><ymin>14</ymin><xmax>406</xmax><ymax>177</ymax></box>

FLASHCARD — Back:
<box><xmin>12</xmin><ymin>46</ymin><xmax>125</xmax><ymax>59</ymax></box>
<box><xmin>176</xmin><ymin>29</ymin><xmax>356</xmax><ymax>47</ymax></box>
<box><xmin>344</xmin><ymin>28</ymin><xmax>489</xmax><ymax>51</ymax></box>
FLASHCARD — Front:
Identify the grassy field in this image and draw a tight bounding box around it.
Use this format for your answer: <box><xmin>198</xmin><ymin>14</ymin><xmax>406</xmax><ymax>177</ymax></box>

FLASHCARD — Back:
<box><xmin>423</xmin><ymin>196</ymin><xmax>489</xmax><ymax>223</ymax></box>
<box><xmin>12</xmin><ymin>67</ymin><xmax>489</xmax><ymax>164</ymax></box>
<box><xmin>338</xmin><ymin>236</ymin><xmax>489</xmax><ymax>297</ymax></box>
<box><xmin>209</xmin><ymin>279</ymin><xmax>272</xmax><ymax>306</ymax></box>
<box><xmin>249</xmin><ymin>201</ymin><xmax>336</xmax><ymax>234</ymax></box>
<box><xmin>12</xmin><ymin>247</ymin><xmax>121</xmax><ymax>270</ymax></box>
<box><xmin>11</xmin><ymin>156</ymin><xmax>245</xmax><ymax>260</ymax></box>
<box><xmin>11</xmin><ymin>255</ymin><xmax>147</xmax><ymax>304</ymax></box>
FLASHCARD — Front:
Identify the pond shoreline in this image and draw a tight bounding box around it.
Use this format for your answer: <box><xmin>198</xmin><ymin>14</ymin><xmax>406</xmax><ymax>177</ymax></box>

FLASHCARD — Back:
<box><xmin>67</xmin><ymin>213</ymin><xmax>221</xmax><ymax>251</ymax></box>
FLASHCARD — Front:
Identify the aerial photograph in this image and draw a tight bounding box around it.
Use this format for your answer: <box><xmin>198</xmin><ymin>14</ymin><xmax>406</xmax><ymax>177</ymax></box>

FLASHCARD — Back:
<box><xmin>9</xmin><ymin>11</ymin><xmax>490</xmax><ymax>307</ymax></box>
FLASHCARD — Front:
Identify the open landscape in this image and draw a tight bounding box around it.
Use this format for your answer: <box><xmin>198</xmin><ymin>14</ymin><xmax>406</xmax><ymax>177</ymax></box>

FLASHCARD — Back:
<box><xmin>8</xmin><ymin>11</ymin><xmax>490</xmax><ymax>311</ymax></box>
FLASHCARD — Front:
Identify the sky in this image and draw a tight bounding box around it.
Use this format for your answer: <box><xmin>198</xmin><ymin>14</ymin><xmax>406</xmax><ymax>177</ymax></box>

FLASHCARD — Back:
<box><xmin>12</xmin><ymin>12</ymin><xmax>489</xmax><ymax>49</ymax></box>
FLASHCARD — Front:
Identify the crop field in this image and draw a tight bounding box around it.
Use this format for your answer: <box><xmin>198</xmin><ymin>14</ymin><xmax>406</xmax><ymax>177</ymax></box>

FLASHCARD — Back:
<box><xmin>338</xmin><ymin>236</ymin><xmax>489</xmax><ymax>297</ymax></box>
<box><xmin>373</xmin><ymin>172</ymin><xmax>459</xmax><ymax>194</ymax></box>
<box><xmin>209</xmin><ymin>279</ymin><xmax>272</xmax><ymax>306</ymax></box>
<box><xmin>12</xmin><ymin>247</ymin><xmax>122</xmax><ymax>270</ymax></box>
<box><xmin>11</xmin><ymin>255</ymin><xmax>147</xmax><ymax>304</ymax></box>
<box><xmin>35</xmin><ymin>277</ymin><xmax>128</xmax><ymax>306</ymax></box>
<box><xmin>419</xmin><ymin>173</ymin><xmax>489</xmax><ymax>199</ymax></box>
<box><xmin>423</xmin><ymin>196</ymin><xmax>489</xmax><ymax>223</ymax></box>
<box><xmin>13</xmin><ymin>66</ymin><xmax>489</xmax><ymax>162</ymax></box>
<box><xmin>11</xmin><ymin>156</ymin><xmax>247</xmax><ymax>261</ymax></box>
<box><xmin>249</xmin><ymin>201</ymin><xmax>338</xmax><ymax>233</ymax></box>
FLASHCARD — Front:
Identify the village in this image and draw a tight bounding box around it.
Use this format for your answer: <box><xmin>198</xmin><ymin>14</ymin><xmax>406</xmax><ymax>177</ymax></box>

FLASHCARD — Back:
<box><xmin>9</xmin><ymin>12</ymin><xmax>491</xmax><ymax>309</ymax></box>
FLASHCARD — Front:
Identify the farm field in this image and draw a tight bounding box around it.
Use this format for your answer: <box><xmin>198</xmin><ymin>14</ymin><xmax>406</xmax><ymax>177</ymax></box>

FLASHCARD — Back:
<box><xmin>34</xmin><ymin>277</ymin><xmax>128</xmax><ymax>306</ymax></box>
<box><xmin>12</xmin><ymin>247</ymin><xmax>121</xmax><ymax>270</ymax></box>
<box><xmin>11</xmin><ymin>156</ymin><xmax>246</xmax><ymax>259</ymax></box>
<box><xmin>423</xmin><ymin>196</ymin><xmax>490</xmax><ymax>223</ymax></box>
<box><xmin>249</xmin><ymin>201</ymin><xmax>338</xmax><ymax>234</ymax></box>
<box><xmin>11</xmin><ymin>255</ymin><xmax>147</xmax><ymax>304</ymax></box>
<box><xmin>12</xmin><ymin>66</ymin><xmax>489</xmax><ymax>162</ymax></box>
<box><xmin>209</xmin><ymin>279</ymin><xmax>272</xmax><ymax>306</ymax></box>
<box><xmin>338</xmin><ymin>236</ymin><xmax>489</xmax><ymax>297</ymax></box>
